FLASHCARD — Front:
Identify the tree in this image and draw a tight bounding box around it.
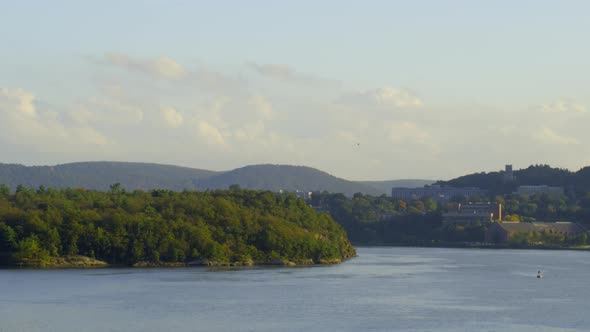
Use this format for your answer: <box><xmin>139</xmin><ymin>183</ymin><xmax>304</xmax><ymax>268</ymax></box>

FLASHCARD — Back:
<box><xmin>109</xmin><ymin>183</ymin><xmax>122</xmax><ymax>193</ymax></box>
<box><xmin>0</xmin><ymin>223</ymin><xmax>18</xmax><ymax>252</ymax></box>
<box><xmin>13</xmin><ymin>235</ymin><xmax>50</xmax><ymax>262</ymax></box>
<box><xmin>0</xmin><ymin>184</ymin><xmax>9</xmax><ymax>198</ymax></box>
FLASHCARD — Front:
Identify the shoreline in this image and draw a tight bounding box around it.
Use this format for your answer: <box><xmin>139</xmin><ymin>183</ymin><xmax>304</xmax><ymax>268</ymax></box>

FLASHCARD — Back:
<box><xmin>353</xmin><ymin>242</ymin><xmax>590</xmax><ymax>251</ymax></box>
<box><xmin>10</xmin><ymin>243</ymin><xmax>590</xmax><ymax>269</ymax></box>
<box><xmin>0</xmin><ymin>255</ymin><xmax>354</xmax><ymax>270</ymax></box>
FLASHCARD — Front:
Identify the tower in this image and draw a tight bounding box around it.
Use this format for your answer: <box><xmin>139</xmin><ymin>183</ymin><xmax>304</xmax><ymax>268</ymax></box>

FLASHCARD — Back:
<box><xmin>503</xmin><ymin>164</ymin><xmax>514</xmax><ymax>182</ymax></box>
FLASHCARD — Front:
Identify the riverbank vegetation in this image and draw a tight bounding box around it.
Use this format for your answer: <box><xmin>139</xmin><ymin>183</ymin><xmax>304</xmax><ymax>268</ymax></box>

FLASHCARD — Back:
<box><xmin>0</xmin><ymin>185</ymin><xmax>355</xmax><ymax>267</ymax></box>
<box><xmin>311</xmin><ymin>191</ymin><xmax>590</xmax><ymax>247</ymax></box>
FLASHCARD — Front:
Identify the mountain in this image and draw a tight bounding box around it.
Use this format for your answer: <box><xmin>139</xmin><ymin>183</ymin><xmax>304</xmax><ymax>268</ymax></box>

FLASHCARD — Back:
<box><xmin>194</xmin><ymin>164</ymin><xmax>382</xmax><ymax>196</ymax></box>
<box><xmin>360</xmin><ymin>179</ymin><xmax>435</xmax><ymax>195</ymax></box>
<box><xmin>0</xmin><ymin>162</ymin><xmax>382</xmax><ymax>196</ymax></box>
<box><xmin>0</xmin><ymin>162</ymin><xmax>218</xmax><ymax>191</ymax></box>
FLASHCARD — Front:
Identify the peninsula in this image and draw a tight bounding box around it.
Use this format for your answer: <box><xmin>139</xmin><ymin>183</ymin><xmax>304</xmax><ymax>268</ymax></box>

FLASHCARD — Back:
<box><xmin>0</xmin><ymin>185</ymin><xmax>355</xmax><ymax>268</ymax></box>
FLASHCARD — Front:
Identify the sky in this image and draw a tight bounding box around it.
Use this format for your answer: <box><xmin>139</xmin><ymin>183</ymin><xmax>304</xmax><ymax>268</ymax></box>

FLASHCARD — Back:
<box><xmin>1</xmin><ymin>0</ymin><xmax>590</xmax><ymax>181</ymax></box>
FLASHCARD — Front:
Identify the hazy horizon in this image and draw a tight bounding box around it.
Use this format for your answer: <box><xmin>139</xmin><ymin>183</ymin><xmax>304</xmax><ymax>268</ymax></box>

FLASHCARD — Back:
<box><xmin>2</xmin><ymin>1</ymin><xmax>590</xmax><ymax>181</ymax></box>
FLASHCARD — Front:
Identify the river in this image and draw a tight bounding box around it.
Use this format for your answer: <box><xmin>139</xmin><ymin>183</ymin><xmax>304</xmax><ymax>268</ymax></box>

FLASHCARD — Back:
<box><xmin>1</xmin><ymin>247</ymin><xmax>589</xmax><ymax>331</ymax></box>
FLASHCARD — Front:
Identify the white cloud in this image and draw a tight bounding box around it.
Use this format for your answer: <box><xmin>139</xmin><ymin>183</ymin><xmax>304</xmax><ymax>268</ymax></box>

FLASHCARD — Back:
<box><xmin>249</xmin><ymin>63</ymin><xmax>294</xmax><ymax>79</ymax></box>
<box><xmin>541</xmin><ymin>100</ymin><xmax>587</xmax><ymax>114</ymax></box>
<box><xmin>372</xmin><ymin>87</ymin><xmax>424</xmax><ymax>108</ymax></box>
<box><xmin>73</xmin><ymin>97</ymin><xmax>144</xmax><ymax>125</ymax></box>
<box><xmin>0</xmin><ymin>87</ymin><xmax>110</xmax><ymax>148</ymax></box>
<box><xmin>248</xmin><ymin>63</ymin><xmax>321</xmax><ymax>84</ymax></box>
<box><xmin>100</xmin><ymin>53</ymin><xmax>244</xmax><ymax>94</ymax></box>
<box><xmin>70</xmin><ymin>127</ymin><xmax>109</xmax><ymax>146</ymax></box>
<box><xmin>233</xmin><ymin>121</ymin><xmax>269</xmax><ymax>144</ymax></box>
<box><xmin>0</xmin><ymin>88</ymin><xmax>37</xmax><ymax>117</ymax></box>
<box><xmin>532</xmin><ymin>127</ymin><xmax>579</xmax><ymax>145</ymax></box>
<box><xmin>339</xmin><ymin>86</ymin><xmax>424</xmax><ymax>110</ymax></box>
<box><xmin>161</xmin><ymin>106</ymin><xmax>183</xmax><ymax>128</ymax></box>
<box><xmin>249</xmin><ymin>95</ymin><xmax>273</xmax><ymax>119</ymax></box>
<box><xmin>196</xmin><ymin>120</ymin><xmax>226</xmax><ymax>146</ymax></box>
<box><xmin>104</xmin><ymin>53</ymin><xmax>187</xmax><ymax>80</ymax></box>
<box><xmin>0</xmin><ymin>88</ymin><xmax>49</xmax><ymax>138</ymax></box>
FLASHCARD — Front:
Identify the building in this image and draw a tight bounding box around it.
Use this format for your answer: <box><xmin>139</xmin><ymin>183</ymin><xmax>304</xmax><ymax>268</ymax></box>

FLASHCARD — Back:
<box><xmin>515</xmin><ymin>185</ymin><xmax>564</xmax><ymax>197</ymax></box>
<box><xmin>485</xmin><ymin>221</ymin><xmax>586</xmax><ymax>243</ymax></box>
<box><xmin>391</xmin><ymin>185</ymin><xmax>484</xmax><ymax>203</ymax></box>
<box><xmin>443</xmin><ymin>202</ymin><xmax>501</xmax><ymax>225</ymax></box>
<box><xmin>503</xmin><ymin>164</ymin><xmax>515</xmax><ymax>182</ymax></box>
<box><xmin>279</xmin><ymin>189</ymin><xmax>312</xmax><ymax>201</ymax></box>
<box><xmin>294</xmin><ymin>190</ymin><xmax>313</xmax><ymax>201</ymax></box>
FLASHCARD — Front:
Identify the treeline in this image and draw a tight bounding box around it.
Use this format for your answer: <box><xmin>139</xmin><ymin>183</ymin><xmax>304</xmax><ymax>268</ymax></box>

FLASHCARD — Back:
<box><xmin>0</xmin><ymin>184</ymin><xmax>355</xmax><ymax>266</ymax></box>
<box><xmin>311</xmin><ymin>191</ymin><xmax>590</xmax><ymax>245</ymax></box>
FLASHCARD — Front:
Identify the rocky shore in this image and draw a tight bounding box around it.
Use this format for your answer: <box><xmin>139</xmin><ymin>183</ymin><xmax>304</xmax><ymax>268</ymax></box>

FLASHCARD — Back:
<box><xmin>12</xmin><ymin>255</ymin><xmax>110</xmax><ymax>268</ymax></box>
<box><xmin>131</xmin><ymin>257</ymin><xmax>348</xmax><ymax>268</ymax></box>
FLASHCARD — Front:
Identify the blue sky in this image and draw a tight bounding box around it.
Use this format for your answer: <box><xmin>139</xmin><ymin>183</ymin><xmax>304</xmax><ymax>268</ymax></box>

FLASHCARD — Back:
<box><xmin>1</xmin><ymin>1</ymin><xmax>590</xmax><ymax>180</ymax></box>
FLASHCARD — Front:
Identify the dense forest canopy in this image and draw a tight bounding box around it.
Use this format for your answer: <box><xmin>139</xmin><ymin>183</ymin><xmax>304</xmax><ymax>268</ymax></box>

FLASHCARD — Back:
<box><xmin>0</xmin><ymin>184</ymin><xmax>355</xmax><ymax>266</ymax></box>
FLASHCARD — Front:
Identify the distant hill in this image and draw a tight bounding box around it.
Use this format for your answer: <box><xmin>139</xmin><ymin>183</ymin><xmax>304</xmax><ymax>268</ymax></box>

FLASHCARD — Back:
<box><xmin>438</xmin><ymin>164</ymin><xmax>590</xmax><ymax>196</ymax></box>
<box><xmin>360</xmin><ymin>179</ymin><xmax>435</xmax><ymax>195</ymax></box>
<box><xmin>9</xmin><ymin>162</ymin><xmax>590</xmax><ymax>197</ymax></box>
<box><xmin>194</xmin><ymin>164</ymin><xmax>382</xmax><ymax>196</ymax></box>
<box><xmin>0</xmin><ymin>162</ymin><xmax>218</xmax><ymax>191</ymax></box>
<box><xmin>0</xmin><ymin>162</ymin><xmax>383</xmax><ymax>196</ymax></box>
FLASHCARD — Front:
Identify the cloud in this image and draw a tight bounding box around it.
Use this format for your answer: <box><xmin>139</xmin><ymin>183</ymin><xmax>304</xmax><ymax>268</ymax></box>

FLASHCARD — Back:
<box><xmin>160</xmin><ymin>106</ymin><xmax>183</xmax><ymax>128</ymax></box>
<box><xmin>541</xmin><ymin>100</ymin><xmax>587</xmax><ymax>114</ymax></box>
<box><xmin>371</xmin><ymin>87</ymin><xmax>424</xmax><ymax>108</ymax></box>
<box><xmin>388</xmin><ymin>121</ymin><xmax>430</xmax><ymax>144</ymax></box>
<box><xmin>249</xmin><ymin>63</ymin><xmax>306</xmax><ymax>82</ymax></box>
<box><xmin>0</xmin><ymin>87</ymin><xmax>109</xmax><ymax>148</ymax></box>
<box><xmin>532</xmin><ymin>127</ymin><xmax>579</xmax><ymax>145</ymax></box>
<box><xmin>99</xmin><ymin>53</ymin><xmax>247</xmax><ymax>95</ymax></box>
<box><xmin>0</xmin><ymin>88</ymin><xmax>37</xmax><ymax>117</ymax></box>
<box><xmin>249</xmin><ymin>95</ymin><xmax>272</xmax><ymax>119</ymax></box>
<box><xmin>70</xmin><ymin>127</ymin><xmax>109</xmax><ymax>146</ymax></box>
<box><xmin>338</xmin><ymin>86</ymin><xmax>424</xmax><ymax>110</ymax></box>
<box><xmin>248</xmin><ymin>62</ymin><xmax>331</xmax><ymax>85</ymax></box>
<box><xmin>196</xmin><ymin>120</ymin><xmax>226</xmax><ymax>146</ymax></box>
<box><xmin>233</xmin><ymin>121</ymin><xmax>266</xmax><ymax>143</ymax></box>
<box><xmin>72</xmin><ymin>96</ymin><xmax>144</xmax><ymax>125</ymax></box>
<box><xmin>104</xmin><ymin>53</ymin><xmax>187</xmax><ymax>80</ymax></box>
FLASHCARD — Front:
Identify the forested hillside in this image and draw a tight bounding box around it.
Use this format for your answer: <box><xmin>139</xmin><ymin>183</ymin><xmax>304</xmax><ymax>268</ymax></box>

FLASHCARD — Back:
<box><xmin>0</xmin><ymin>162</ymin><xmax>218</xmax><ymax>191</ymax></box>
<box><xmin>0</xmin><ymin>185</ymin><xmax>355</xmax><ymax>267</ymax></box>
<box><xmin>195</xmin><ymin>165</ymin><xmax>382</xmax><ymax>196</ymax></box>
<box><xmin>0</xmin><ymin>162</ymin><xmax>389</xmax><ymax>196</ymax></box>
<box><xmin>438</xmin><ymin>164</ymin><xmax>590</xmax><ymax>196</ymax></box>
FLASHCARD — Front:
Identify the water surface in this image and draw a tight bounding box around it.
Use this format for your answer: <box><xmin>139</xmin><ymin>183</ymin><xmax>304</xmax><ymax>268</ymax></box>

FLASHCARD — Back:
<box><xmin>1</xmin><ymin>247</ymin><xmax>589</xmax><ymax>331</ymax></box>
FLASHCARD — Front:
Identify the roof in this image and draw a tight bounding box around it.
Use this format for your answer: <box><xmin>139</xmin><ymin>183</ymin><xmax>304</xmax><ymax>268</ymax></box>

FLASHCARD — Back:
<box><xmin>496</xmin><ymin>222</ymin><xmax>586</xmax><ymax>234</ymax></box>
